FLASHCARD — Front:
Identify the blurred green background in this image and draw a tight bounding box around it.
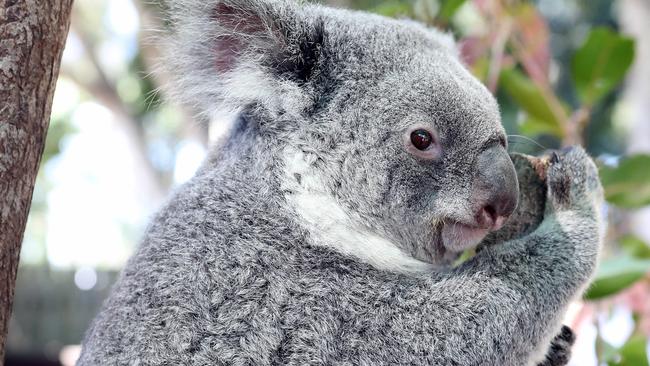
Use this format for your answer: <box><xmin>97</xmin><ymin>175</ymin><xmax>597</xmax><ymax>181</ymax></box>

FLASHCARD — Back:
<box><xmin>7</xmin><ymin>0</ymin><xmax>650</xmax><ymax>365</ymax></box>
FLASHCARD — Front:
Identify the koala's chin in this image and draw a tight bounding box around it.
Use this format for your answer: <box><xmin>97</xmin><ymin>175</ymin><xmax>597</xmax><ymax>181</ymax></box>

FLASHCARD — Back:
<box><xmin>441</xmin><ymin>223</ymin><xmax>492</xmax><ymax>253</ymax></box>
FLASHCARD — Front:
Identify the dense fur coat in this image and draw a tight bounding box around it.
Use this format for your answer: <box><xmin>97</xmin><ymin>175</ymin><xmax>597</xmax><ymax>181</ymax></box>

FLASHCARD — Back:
<box><xmin>79</xmin><ymin>0</ymin><xmax>604</xmax><ymax>364</ymax></box>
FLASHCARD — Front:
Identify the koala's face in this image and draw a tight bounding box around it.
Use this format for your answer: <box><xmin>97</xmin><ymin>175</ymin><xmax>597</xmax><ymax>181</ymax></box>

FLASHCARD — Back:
<box><xmin>299</xmin><ymin>13</ymin><xmax>519</xmax><ymax>264</ymax></box>
<box><xmin>168</xmin><ymin>0</ymin><xmax>518</xmax><ymax>266</ymax></box>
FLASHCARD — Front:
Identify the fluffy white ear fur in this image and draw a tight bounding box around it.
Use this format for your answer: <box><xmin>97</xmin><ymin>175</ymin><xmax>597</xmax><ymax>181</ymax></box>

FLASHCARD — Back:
<box><xmin>282</xmin><ymin>148</ymin><xmax>435</xmax><ymax>274</ymax></box>
<box><xmin>163</xmin><ymin>0</ymin><xmax>314</xmax><ymax>120</ymax></box>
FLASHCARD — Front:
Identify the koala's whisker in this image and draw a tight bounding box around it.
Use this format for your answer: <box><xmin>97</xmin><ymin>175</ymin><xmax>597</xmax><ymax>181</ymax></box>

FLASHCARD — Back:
<box><xmin>143</xmin><ymin>88</ymin><xmax>161</xmax><ymax>112</ymax></box>
<box><xmin>507</xmin><ymin>134</ymin><xmax>547</xmax><ymax>152</ymax></box>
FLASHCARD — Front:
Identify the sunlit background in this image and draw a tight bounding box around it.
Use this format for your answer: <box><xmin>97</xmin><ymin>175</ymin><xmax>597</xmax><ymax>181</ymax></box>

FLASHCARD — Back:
<box><xmin>6</xmin><ymin>0</ymin><xmax>650</xmax><ymax>365</ymax></box>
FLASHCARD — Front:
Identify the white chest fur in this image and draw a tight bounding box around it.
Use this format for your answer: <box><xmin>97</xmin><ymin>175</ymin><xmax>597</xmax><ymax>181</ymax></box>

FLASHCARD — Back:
<box><xmin>281</xmin><ymin>148</ymin><xmax>434</xmax><ymax>274</ymax></box>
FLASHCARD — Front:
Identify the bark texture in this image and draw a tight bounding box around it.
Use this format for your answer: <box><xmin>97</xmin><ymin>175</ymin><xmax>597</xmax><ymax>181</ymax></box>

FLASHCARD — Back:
<box><xmin>0</xmin><ymin>0</ymin><xmax>74</xmax><ymax>362</ymax></box>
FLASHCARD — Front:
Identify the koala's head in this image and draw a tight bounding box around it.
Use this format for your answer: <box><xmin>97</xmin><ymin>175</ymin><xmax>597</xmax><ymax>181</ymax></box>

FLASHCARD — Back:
<box><xmin>166</xmin><ymin>0</ymin><xmax>519</xmax><ymax>270</ymax></box>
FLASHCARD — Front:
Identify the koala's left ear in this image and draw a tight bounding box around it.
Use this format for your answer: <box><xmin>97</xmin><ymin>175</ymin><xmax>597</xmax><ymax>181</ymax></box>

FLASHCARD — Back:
<box><xmin>164</xmin><ymin>0</ymin><xmax>324</xmax><ymax>119</ymax></box>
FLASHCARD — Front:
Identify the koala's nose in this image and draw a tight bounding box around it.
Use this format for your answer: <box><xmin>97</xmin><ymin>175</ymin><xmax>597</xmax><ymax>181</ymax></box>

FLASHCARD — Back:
<box><xmin>472</xmin><ymin>145</ymin><xmax>519</xmax><ymax>231</ymax></box>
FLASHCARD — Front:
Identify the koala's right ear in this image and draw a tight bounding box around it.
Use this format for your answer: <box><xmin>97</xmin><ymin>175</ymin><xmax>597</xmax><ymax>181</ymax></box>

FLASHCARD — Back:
<box><xmin>164</xmin><ymin>0</ymin><xmax>324</xmax><ymax>120</ymax></box>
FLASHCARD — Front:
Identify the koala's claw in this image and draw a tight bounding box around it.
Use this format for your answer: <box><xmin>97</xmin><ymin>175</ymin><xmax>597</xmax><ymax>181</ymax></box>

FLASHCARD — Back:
<box><xmin>536</xmin><ymin>325</ymin><xmax>576</xmax><ymax>366</ymax></box>
<box><xmin>550</xmin><ymin>151</ymin><xmax>560</xmax><ymax>164</ymax></box>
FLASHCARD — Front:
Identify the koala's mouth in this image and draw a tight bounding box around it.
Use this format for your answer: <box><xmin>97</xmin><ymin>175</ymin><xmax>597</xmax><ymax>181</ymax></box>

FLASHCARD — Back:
<box><xmin>440</xmin><ymin>222</ymin><xmax>491</xmax><ymax>253</ymax></box>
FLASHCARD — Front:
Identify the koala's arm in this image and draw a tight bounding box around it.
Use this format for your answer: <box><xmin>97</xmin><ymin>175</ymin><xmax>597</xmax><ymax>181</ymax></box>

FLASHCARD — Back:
<box><xmin>431</xmin><ymin>214</ymin><xmax>596</xmax><ymax>365</ymax></box>
<box><xmin>320</xmin><ymin>147</ymin><xmax>601</xmax><ymax>366</ymax></box>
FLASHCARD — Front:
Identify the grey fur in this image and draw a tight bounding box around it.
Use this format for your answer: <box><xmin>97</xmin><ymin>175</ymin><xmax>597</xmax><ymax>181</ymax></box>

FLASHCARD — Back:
<box><xmin>78</xmin><ymin>0</ymin><xmax>604</xmax><ymax>365</ymax></box>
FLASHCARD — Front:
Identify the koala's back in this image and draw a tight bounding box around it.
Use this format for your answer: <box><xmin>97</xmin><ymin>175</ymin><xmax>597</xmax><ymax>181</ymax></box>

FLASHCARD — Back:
<box><xmin>78</xmin><ymin>143</ymin><xmax>308</xmax><ymax>364</ymax></box>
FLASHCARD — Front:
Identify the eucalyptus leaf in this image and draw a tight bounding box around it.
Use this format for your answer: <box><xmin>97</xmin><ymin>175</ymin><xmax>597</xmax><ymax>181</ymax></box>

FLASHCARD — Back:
<box><xmin>438</xmin><ymin>0</ymin><xmax>466</xmax><ymax>20</ymax></box>
<box><xmin>620</xmin><ymin>235</ymin><xmax>650</xmax><ymax>259</ymax></box>
<box><xmin>600</xmin><ymin>154</ymin><xmax>650</xmax><ymax>209</ymax></box>
<box><xmin>615</xmin><ymin>335</ymin><xmax>650</xmax><ymax>366</ymax></box>
<box><xmin>585</xmin><ymin>256</ymin><xmax>650</xmax><ymax>300</ymax></box>
<box><xmin>571</xmin><ymin>27</ymin><xmax>635</xmax><ymax>106</ymax></box>
<box><xmin>600</xmin><ymin>338</ymin><xmax>620</xmax><ymax>365</ymax></box>
<box><xmin>519</xmin><ymin>116</ymin><xmax>564</xmax><ymax>137</ymax></box>
<box><xmin>499</xmin><ymin>68</ymin><xmax>565</xmax><ymax>138</ymax></box>
<box><xmin>371</xmin><ymin>0</ymin><xmax>413</xmax><ymax>17</ymax></box>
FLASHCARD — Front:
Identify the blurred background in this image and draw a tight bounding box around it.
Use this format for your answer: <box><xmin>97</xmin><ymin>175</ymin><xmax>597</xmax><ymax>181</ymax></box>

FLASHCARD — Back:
<box><xmin>6</xmin><ymin>0</ymin><xmax>650</xmax><ymax>365</ymax></box>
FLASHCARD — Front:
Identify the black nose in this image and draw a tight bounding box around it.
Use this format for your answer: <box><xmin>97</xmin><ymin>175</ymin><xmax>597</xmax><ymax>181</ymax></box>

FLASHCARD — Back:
<box><xmin>472</xmin><ymin>145</ymin><xmax>519</xmax><ymax>230</ymax></box>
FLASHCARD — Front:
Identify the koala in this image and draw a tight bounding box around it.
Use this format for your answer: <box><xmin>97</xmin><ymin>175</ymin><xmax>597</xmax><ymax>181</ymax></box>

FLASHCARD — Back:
<box><xmin>78</xmin><ymin>0</ymin><xmax>604</xmax><ymax>365</ymax></box>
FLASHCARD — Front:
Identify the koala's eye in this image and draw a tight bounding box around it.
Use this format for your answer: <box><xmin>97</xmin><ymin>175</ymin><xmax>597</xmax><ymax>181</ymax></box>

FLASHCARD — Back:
<box><xmin>410</xmin><ymin>129</ymin><xmax>433</xmax><ymax>150</ymax></box>
<box><xmin>403</xmin><ymin>125</ymin><xmax>440</xmax><ymax>160</ymax></box>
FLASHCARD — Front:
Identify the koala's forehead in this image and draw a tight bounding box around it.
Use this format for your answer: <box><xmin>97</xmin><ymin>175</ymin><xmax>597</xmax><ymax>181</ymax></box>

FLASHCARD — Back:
<box><xmin>404</xmin><ymin>57</ymin><xmax>502</xmax><ymax>130</ymax></box>
<box><xmin>341</xmin><ymin>50</ymin><xmax>502</xmax><ymax>143</ymax></box>
<box><xmin>309</xmin><ymin>6</ymin><xmax>503</xmax><ymax>145</ymax></box>
<box><xmin>310</xmin><ymin>6</ymin><xmax>453</xmax><ymax>66</ymax></box>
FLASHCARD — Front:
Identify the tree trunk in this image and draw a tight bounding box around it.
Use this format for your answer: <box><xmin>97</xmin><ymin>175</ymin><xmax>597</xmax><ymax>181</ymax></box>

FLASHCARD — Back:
<box><xmin>0</xmin><ymin>0</ymin><xmax>74</xmax><ymax>362</ymax></box>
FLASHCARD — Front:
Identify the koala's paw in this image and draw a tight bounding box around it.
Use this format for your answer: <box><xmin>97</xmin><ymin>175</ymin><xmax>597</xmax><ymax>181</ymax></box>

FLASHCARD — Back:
<box><xmin>545</xmin><ymin>146</ymin><xmax>603</xmax><ymax>214</ymax></box>
<box><xmin>536</xmin><ymin>325</ymin><xmax>576</xmax><ymax>366</ymax></box>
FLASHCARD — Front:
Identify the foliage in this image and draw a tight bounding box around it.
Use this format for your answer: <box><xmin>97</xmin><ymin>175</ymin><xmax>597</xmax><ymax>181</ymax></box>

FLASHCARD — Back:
<box><xmin>572</xmin><ymin>27</ymin><xmax>635</xmax><ymax>107</ymax></box>
<box><xmin>585</xmin><ymin>256</ymin><xmax>650</xmax><ymax>300</ymax></box>
<box><xmin>600</xmin><ymin>155</ymin><xmax>650</xmax><ymax>209</ymax></box>
<box><xmin>498</xmin><ymin>68</ymin><xmax>565</xmax><ymax>137</ymax></box>
<box><xmin>615</xmin><ymin>335</ymin><xmax>650</xmax><ymax>366</ymax></box>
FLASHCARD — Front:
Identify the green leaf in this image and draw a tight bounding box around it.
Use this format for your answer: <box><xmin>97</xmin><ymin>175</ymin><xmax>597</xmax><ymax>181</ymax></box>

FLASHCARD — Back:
<box><xmin>571</xmin><ymin>27</ymin><xmax>635</xmax><ymax>106</ymax></box>
<box><xmin>585</xmin><ymin>256</ymin><xmax>650</xmax><ymax>300</ymax></box>
<box><xmin>519</xmin><ymin>116</ymin><xmax>564</xmax><ymax>137</ymax></box>
<box><xmin>453</xmin><ymin>247</ymin><xmax>476</xmax><ymax>267</ymax></box>
<box><xmin>370</xmin><ymin>0</ymin><xmax>413</xmax><ymax>17</ymax></box>
<box><xmin>620</xmin><ymin>235</ymin><xmax>650</xmax><ymax>259</ymax></box>
<box><xmin>600</xmin><ymin>338</ymin><xmax>621</xmax><ymax>364</ymax></box>
<box><xmin>438</xmin><ymin>0</ymin><xmax>466</xmax><ymax>20</ymax></box>
<box><xmin>499</xmin><ymin>68</ymin><xmax>565</xmax><ymax>138</ymax></box>
<box><xmin>600</xmin><ymin>154</ymin><xmax>650</xmax><ymax>209</ymax></box>
<box><xmin>615</xmin><ymin>335</ymin><xmax>649</xmax><ymax>366</ymax></box>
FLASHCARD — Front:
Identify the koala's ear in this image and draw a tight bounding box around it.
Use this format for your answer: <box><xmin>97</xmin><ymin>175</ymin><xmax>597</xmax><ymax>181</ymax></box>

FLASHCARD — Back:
<box><xmin>165</xmin><ymin>0</ymin><xmax>323</xmax><ymax>119</ymax></box>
